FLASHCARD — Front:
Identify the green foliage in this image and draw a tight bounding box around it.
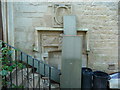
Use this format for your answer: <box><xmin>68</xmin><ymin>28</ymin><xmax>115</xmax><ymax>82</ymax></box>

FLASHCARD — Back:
<box><xmin>12</xmin><ymin>84</ymin><xmax>24</xmax><ymax>88</ymax></box>
<box><xmin>0</xmin><ymin>44</ymin><xmax>25</xmax><ymax>88</ymax></box>
<box><xmin>0</xmin><ymin>70</ymin><xmax>8</xmax><ymax>76</ymax></box>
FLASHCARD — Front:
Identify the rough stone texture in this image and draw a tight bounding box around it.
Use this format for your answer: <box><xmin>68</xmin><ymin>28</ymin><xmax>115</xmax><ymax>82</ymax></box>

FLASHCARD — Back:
<box><xmin>13</xmin><ymin>2</ymin><xmax>118</xmax><ymax>73</ymax></box>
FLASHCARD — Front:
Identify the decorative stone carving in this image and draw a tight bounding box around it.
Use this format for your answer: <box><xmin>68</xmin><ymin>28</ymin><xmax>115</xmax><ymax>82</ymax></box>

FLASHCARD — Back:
<box><xmin>34</xmin><ymin>27</ymin><xmax>89</xmax><ymax>69</ymax></box>
<box><xmin>53</xmin><ymin>4</ymin><xmax>72</xmax><ymax>27</ymax></box>
<box><xmin>39</xmin><ymin>32</ymin><xmax>62</xmax><ymax>62</ymax></box>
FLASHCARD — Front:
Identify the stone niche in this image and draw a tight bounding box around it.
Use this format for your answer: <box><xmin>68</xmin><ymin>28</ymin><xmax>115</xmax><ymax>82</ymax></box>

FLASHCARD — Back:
<box><xmin>40</xmin><ymin>31</ymin><xmax>63</xmax><ymax>62</ymax></box>
<box><xmin>34</xmin><ymin>27</ymin><xmax>88</xmax><ymax>69</ymax></box>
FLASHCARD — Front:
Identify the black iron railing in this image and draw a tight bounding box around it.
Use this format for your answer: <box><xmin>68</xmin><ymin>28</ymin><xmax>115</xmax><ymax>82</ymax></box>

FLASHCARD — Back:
<box><xmin>0</xmin><ymin>41</ymin><xmax>60</xmax><ymax>89</ymax></box>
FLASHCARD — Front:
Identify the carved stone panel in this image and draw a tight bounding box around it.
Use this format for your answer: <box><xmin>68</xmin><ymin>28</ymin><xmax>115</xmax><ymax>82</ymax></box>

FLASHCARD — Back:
<box><xmin>53</xmin><ymin>4</ymin><xmax>72</xmax><ymax>27</ymax></box>
<box><xmin>38</xmin><ymin>31</ymin><xmax>87</xmax><ymax>68</ymax></box>
<box><xmin>39</xmin><ymin>31</ymin><xmax>62</xmax><ymax>62</ymax></box>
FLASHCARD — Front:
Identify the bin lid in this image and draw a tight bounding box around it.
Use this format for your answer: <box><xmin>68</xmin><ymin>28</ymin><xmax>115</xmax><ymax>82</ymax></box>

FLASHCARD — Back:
<box><xmin>82</xmin><ymin>67</ymin><xmax>92</xmax><ymax>72</ymax></box>
<box><xmin>110</xmin><ymin>72</ymin><xmax>120</xmax><ymax>79</ymax></box>
<box><xmin>93</xmin><ymin>71</ymin><xmax>110</xmax><ymax>79</ymax></box>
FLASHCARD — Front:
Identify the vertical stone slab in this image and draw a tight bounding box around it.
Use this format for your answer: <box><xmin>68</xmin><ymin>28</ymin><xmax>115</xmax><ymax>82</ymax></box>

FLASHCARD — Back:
<box><xmin>61</xmin><ymin>36</ymin><xmax>82</xmax><ymax>88</ymax></box>
<box><xmin>63</xmin><ymin>16</ymin><xmax>76</xmax><ymax>35</ymax></box>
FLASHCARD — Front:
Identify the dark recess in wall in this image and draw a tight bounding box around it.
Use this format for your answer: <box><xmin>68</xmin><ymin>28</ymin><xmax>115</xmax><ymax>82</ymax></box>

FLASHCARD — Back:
<box><xmin>0</xmin><ymin>1</ymin><xmax>3</xmax><ymax>41</ymax></box>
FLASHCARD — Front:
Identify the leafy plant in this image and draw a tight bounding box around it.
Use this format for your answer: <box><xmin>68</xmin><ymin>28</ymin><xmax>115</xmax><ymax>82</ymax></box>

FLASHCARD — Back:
<box><xmin>0</xmin><ymin>42</ymin><xmax>25</xmax><ymax>88</ymax></box>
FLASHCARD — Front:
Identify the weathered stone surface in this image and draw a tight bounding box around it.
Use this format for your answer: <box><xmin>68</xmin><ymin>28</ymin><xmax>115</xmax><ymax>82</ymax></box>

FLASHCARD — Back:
<box><xmin>12</xmin><ymin>2</ymin><xmax>118</xmax><ymax>73</ymax></box>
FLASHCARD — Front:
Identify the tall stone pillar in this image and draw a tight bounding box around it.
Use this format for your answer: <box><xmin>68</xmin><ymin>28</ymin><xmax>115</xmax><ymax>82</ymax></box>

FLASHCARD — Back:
<box><xmin>60</xmin><ymin>16</ymin><xmax>82</xmax><ymax>88</ymax></box>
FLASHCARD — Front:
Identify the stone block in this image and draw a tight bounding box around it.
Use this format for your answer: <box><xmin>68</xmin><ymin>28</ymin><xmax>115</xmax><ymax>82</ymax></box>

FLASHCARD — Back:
<box><xmin>14</xmin><ymin>4</ymin><xmax>47</xmax><ymax>13</ymax></box>
<box><xmin>15</xmin><ymin>17</ymin><xmax>33</xmax><ymax>27</ymax></box>
<box><xmin>15</xmin><ymin>12</ymin><xmax>44</xmax><ymax>18</ymax></box>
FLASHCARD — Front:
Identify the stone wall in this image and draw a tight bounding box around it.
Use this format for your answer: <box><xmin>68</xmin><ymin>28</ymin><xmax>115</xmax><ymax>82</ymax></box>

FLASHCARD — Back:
<box><xmin>13</xmin><ymin>2</ymin><xmax>118</xmax><ymax>73</ymax></box>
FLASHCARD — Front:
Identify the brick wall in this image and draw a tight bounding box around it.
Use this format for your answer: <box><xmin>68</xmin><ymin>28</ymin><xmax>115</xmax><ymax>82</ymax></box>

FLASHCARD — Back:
<box><xmin>13</xmin><ymin>2</ymin><xmax>118</xmax><ymax>73</ymax></box>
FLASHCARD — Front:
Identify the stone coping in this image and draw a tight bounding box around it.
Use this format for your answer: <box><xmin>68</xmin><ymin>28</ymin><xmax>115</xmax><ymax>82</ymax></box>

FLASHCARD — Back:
<box><xmin>35</xmin><ymin>27</ymin><xmax>89</xmax><ymax>32</ymax></box>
